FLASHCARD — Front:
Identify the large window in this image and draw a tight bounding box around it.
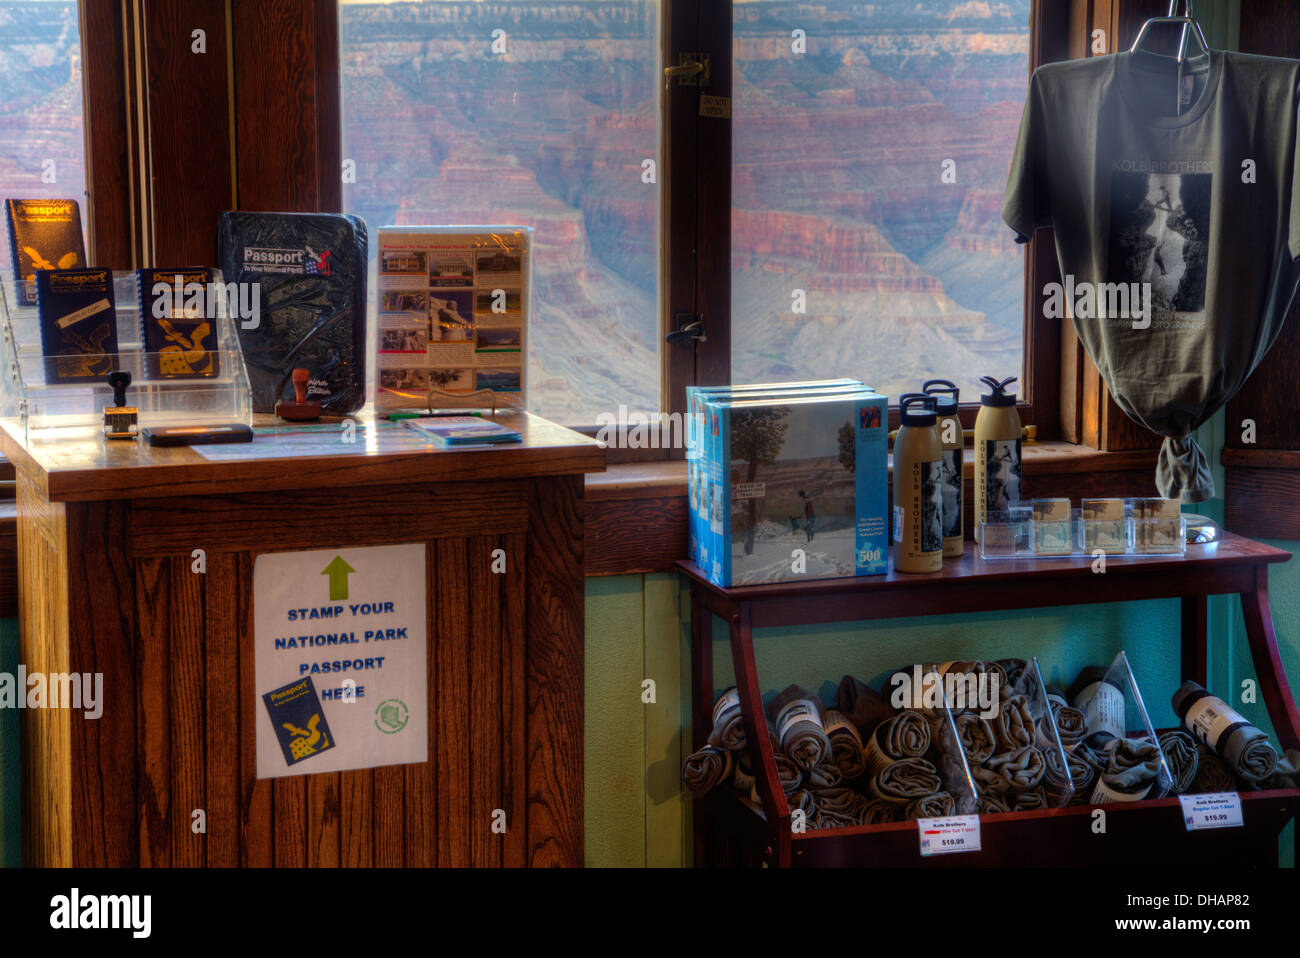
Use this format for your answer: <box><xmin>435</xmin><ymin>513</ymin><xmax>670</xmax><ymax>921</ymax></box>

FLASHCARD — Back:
<box><xmin>731</xmin><ymin>0</ymin><xmax>1030</xmax><ymax>403</ymax></box>
<box><xmin>339</xmin><ymin>0</ymin><xmax>662</xmax><ymax>425</ymax></box>
<box><xmin>0</xmin><ymin>1</ymin><xmax>86</xmax><ymax>230</ymax></box>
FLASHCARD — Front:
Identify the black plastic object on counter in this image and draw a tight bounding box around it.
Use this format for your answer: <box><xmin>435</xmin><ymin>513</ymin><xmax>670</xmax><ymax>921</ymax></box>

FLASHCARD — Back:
<box><xmin>218</xmin><ymin>211</ymin><xmax>368</xmax><ymax>415</ymax></box>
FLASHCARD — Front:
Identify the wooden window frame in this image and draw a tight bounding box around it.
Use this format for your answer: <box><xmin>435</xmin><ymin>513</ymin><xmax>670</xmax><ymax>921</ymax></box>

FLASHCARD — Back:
<box><xmin>1223</xmin><ymin>0</ymin><xmax>1300</xmax><ymax>538</ymax></box>
<box><xmin>663</xmin><ymin>0</ymin><xmax>1076</xmax><ymax>447</ymax></box>
<box><xmin>80</xmin><ymin>0</ymin><xmax>340</xmax><ymax>270</ymax></box>
<box><xmin>75</xmin><ymin>1</ymin><xmax>1179</xmax><ymax>462</ymax></box>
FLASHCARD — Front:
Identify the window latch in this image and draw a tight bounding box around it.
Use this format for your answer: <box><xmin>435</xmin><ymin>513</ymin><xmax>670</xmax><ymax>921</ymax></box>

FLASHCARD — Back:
<box><xmin>666</xmin><ymin>313</ymin><xmax>706</xmax><ymax>346</ymax></box>
<box><xmin>664</xmin><ymin>53</ymin><xmax>709</xmax><ymax>88</ymax></box>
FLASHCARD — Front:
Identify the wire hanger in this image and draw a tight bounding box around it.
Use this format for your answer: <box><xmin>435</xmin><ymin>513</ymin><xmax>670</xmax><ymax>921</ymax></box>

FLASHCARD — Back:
<box><xmin>1129</xmin><ymin>0</ymin><xmax>1210</xmax><ymax>62</ymax></box>
<box><xmin>1129</xmin><ymin>1</ymin><xmax>1211</xmax><ymax>116</ymax></box>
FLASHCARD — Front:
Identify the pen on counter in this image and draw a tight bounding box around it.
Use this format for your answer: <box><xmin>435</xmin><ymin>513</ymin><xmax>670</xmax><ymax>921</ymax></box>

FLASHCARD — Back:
<box><xmin>387</xmin><ymin>410</ymin><xmax>483</xmax><ymax>421</ymax></box>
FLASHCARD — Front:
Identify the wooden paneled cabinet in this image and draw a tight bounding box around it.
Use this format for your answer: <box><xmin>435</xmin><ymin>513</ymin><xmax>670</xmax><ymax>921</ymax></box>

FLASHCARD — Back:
<box><xmin>1</xmin><ymin>413</ymin><xmax>602</xmax><ymax>867</ymax></box>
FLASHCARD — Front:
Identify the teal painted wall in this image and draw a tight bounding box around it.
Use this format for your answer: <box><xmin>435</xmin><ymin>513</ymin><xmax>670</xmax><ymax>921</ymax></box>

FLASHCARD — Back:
<box><xmin>584</xmin><ymin>575</ymin><xmax>647</xmax><ymax>867</ymax></box>
<box><xmin>583</xmin><ymin>574</ymin><xmax>691</xmax><ymax>867</ymax></box>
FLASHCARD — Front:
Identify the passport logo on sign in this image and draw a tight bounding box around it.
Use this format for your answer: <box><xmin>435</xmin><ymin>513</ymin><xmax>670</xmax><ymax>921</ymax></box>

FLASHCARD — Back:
<box><xmin>263</xmin><ymin>677</ymin><xmax>336</xmax><ymax>766</ymax></box>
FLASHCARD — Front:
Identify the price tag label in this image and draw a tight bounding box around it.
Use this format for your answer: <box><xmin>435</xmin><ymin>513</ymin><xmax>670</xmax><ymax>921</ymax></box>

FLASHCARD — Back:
<box><xmin>1177</xmin><ymin>792</ymin><xmax>1243</xmax><ymax>831</ymax></box>
<box><xmin>918</xmin><ymin>814</ymin><xmax>981</xmax><ymax>857</ymax></box>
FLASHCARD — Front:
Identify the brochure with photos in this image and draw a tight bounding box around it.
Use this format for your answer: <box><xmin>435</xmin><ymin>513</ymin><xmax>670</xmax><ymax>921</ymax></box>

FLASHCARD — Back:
<box><xmin>376</xmin><ymin>227</ymin><xmax>529</xmax><ymax>410</ymax></box>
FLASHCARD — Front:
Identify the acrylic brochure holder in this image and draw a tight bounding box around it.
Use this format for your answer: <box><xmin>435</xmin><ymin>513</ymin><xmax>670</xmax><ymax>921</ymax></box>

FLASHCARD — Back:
<box><xmin>0</xmin><ymin>269</ymin><xmax>252</xmax><ymax>444</ymax></box>
<box><xmin>941</xmin><ymin>658</ymin><xmax>1075</xmax><ymax>813</ymax></box>
<box><xmin>1020</xmin><ymin>658</ymin><xmax>1075</xmax><ymax>807</ymax></box>
<box><xmin>977</xmin><ymin>505</ymin><xmax>1187</xmax><ymax>560</ymax></box>
<box><xmin>932</xmin><ymin>696</ymin><xmax>979</xmax><ymax>816</ymax></box>
<box><xmin>1083</xmin><ymin>650</ymin><xmax>1174</xmax><ymax>804</ymax></box>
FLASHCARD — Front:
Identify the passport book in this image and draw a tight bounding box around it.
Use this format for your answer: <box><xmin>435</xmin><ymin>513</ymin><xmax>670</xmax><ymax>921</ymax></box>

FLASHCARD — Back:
<box><xmin>34</xmin><ymin>267</ymin><xmax>119</xmax><ymax>383</ymax></box>
<box><xmin>218</xmin><ymin>211</ymin><xmax>368</xmax><ymax>414</ymax></box>
<box><xmin>262</xmin><ymin>676</ymin><xmax>336</xmax><ymax>767</ymax></box>
<box><xmin>136</xmin><ymin>267</ymin><xmax>220</xmax><ymax>379</ymax></box>
<box><xmin>5</xmin><ymin>198</ymin><xmax>86</xmax><ymax>305</ymax></box>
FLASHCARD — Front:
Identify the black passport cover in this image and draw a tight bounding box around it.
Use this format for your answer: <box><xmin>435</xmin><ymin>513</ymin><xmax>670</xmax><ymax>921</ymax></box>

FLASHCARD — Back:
<box><xmin>5</xmin><ymin>198</ymin><xmax>86</xmax><ymax>305</ymax></box>
<box><xmin>34</xmin><ymin>267</ymin><xmax>119</xmax><ymax>383</ymax></box>
<box><xmin>136</xmin><ymin>267</ymin><xmax>221</xmax><ymax>379</ymax></box>
<box><xmin>218</xmin><ymin>212</ymin><xmax>368</xmax><ymax>414</ymax></box>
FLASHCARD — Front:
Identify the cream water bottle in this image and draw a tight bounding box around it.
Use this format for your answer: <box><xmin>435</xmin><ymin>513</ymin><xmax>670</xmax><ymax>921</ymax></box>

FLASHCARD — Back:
<box><xmin>974</xmin><ymin>376</ymin><xmax>1022</xmax><ymax>531</ymax></box>
<box><xmin>893</xmin><ymin>395</ymin><xmax>944</xmax><ymax>574</ymax></box>
<box><xmin>923</xmin><ymin>379</ymin><xmax>964</xmax><ymax>558</ymax></box>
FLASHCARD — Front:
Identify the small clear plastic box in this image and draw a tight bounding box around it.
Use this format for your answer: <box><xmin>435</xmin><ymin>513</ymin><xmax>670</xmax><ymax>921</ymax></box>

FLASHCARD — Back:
<box><xmin>977</xmin><ymin>501</ymin><xmax>1186</xmax><ymax>559</ymax></box>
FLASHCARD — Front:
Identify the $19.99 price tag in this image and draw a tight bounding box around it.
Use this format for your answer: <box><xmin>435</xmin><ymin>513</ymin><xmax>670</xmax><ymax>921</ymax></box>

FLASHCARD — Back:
<box><xmin>1177</xmin><ymin>791</ymin><xmax>1243</xmax><ymax>831</ymax></box>
<box><xmin>918</xmin><ymin>814</ymin><xmax>981</xmax><ymax>857</ymax></box>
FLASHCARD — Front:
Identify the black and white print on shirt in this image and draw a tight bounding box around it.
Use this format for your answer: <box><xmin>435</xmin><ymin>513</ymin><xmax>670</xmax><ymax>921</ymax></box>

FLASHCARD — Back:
<box><xmin>1108</xmin><ymin>166</ymin><xmax>1212</xmax><ymax>319</ymax></box>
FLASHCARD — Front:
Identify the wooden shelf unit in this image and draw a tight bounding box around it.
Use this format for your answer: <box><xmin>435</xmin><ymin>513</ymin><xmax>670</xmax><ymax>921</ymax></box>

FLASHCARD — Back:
<box><xmin>680</xmin><ymin>534</ymin><xmax>1300</xmax><ymax>868</ymax></box>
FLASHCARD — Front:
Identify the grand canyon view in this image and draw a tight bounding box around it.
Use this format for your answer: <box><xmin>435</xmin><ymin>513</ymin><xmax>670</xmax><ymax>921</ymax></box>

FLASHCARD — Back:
<box><xmin>0</xmin><ymin>1</ymin><xmax>1029</xmax><ymax>423</ymax></box>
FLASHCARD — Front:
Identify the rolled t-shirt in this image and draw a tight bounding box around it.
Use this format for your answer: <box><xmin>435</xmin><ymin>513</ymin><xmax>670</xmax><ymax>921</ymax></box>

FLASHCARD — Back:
<box><xmin>1002</xmin><ymin>50</ymin><xmax>1300</xmax><ymax>501</ymax></box>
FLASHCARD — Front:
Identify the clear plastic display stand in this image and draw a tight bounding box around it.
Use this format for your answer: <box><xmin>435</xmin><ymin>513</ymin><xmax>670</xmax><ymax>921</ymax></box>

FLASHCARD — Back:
<box><xmin>977</xmin><ymin>505</ymin><xmax>1187</xmax><ymax>560</ymax></box>
<box><xmin>0</xmin><ymin>269</ymin><xmax>251</xmax><ymax>444</ymax></box>
<box><xmin>1078</xmin><ymin>650</ymin><xmax>1174</xmax><ymax>804</ymax></box>
<box><xmin>936</xmin><ymin>659</ymin><xmax>1075</xmax><ymax>812</ymax></box>
<box><xmin>933</xmin><ymin>697</ymin><xmax>979</xmax><ymax>815</ymax></box>
<box><xmin>1025</xmin><ymin>657</ymin><xmax>1075</xmax><ymax>806</ymax></box>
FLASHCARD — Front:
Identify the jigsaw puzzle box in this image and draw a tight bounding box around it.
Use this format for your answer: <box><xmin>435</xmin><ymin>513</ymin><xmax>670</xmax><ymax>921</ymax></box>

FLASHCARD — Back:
<box><xmin>692</xmin><ymin>387</ymin><xmax>888</xmax><ymax>588</ymax></box>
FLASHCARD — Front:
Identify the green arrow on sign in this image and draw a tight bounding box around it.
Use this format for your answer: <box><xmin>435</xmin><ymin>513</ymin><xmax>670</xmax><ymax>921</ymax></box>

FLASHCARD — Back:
<box><xmin>322</xmin><ymin>555</ymin><xmax>356</xmax><ymax>601</ymax></box>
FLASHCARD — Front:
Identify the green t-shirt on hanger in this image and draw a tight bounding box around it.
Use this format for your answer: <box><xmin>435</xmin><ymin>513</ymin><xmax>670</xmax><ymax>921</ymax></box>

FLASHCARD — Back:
<box><xmin>1002</xmin><ymin>49</ymin><xmax>1300</xmax><ymax>501</ymax></box>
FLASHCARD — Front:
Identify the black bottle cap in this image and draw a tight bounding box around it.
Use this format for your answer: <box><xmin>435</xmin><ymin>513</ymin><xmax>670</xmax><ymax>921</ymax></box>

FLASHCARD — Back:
<box><xmin>979</xmin><ymin>376</ymin><xmax>1017</xmax><ymax>407</ymax></box>
<box><xmin>899</xmin><ymin>393</ymin><xmax>937</xmax><ymax>426</ymax></box>
<box><xmin>922</xmin><ymin>379</ymin><xmax>959</xmax><ymax>414</ymax></box>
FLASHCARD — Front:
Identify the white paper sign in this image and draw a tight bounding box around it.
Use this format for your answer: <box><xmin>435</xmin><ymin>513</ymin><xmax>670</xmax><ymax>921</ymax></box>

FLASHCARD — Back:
<box><xmin>918</xmin><ymin>814</ymin><xmax>981</xmax><ymax>856</ymax></box>
<box><xmin>1178</xmin><ymin>792</ymin><xmax>1243</xmax><ymax>831</ymax></box>
<box><xmin>255</xmin><ymin>543</ymin><xmax>428</xmax><ymax>779</ymax></box>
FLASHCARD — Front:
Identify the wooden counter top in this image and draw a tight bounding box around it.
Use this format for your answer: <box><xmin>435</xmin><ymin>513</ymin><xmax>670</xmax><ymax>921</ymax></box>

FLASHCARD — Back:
<box><xmin>0</xmin><ymin>412</ymin><xmax>605</xmax><ymax>502</ymax></box>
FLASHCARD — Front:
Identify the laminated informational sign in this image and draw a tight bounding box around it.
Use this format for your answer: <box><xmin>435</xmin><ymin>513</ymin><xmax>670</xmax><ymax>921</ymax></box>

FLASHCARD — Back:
<box><xmin>254</xmin><ymin>543</ymin><xmax>428</xmax><ymax>779</ymax></box>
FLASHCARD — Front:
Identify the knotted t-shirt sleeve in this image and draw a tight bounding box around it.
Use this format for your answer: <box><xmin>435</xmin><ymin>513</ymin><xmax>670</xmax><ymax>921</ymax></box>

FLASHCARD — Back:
<box><xmin>1002</xmin><ymin>69</ymin><xmax>1051</xmax><ymax>245</ymax></box>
